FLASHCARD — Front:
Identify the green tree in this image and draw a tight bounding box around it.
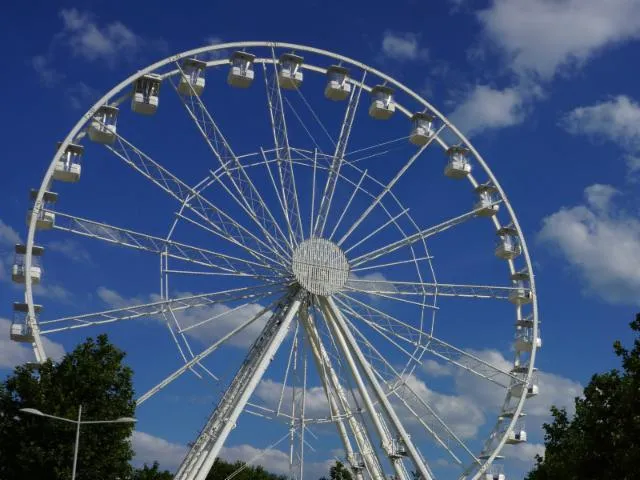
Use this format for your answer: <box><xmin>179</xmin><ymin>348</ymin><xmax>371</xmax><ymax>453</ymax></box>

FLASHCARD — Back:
<box><xmin>0</xmin><ymin>334</ymin><xmax>136</xmax><ymax>480</ymax></box>
<box><xmin>132</xmin><ymin>461</ymin><xmax>173</xmax><ymax>480</ymax></box>
<box><xmin>329</xmin><ymin>460</ymin><xmax>353</xmax><ymax>480</ymax></box>
<box><xmin>526</xmin><ymin>314</ymin><xmax>640</xmax><ymax>480</ymax></box>
<box><xmin>204</xmin><ymin>458</ymin><xmax>286</xmax><ymax>480</ymax></box>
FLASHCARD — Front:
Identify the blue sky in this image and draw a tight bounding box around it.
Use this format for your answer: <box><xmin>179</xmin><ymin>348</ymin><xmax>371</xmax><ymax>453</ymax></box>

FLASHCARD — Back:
<box><xmin>1</xmin><ymin>1</ymin><xmax>640</xmax><ymax>479</ymax></box>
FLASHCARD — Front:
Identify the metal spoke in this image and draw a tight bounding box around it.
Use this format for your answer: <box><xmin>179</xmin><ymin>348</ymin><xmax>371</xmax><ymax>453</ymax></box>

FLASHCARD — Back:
<box><xmin>175</xmin><ymin>289</ymin><xmax>304</xmax><ymax>480</ymax></box>
<box><xmin>49</xmin><ymin>209</ymin><xmax>283</xmax><ymax>278</ymax></box>
<box><xmin>39</xmin><ymin>284</ymin><xmax>285</xmax><ymax>334</ymax></box>
<box><xmin>262</xmin><ymin>51</ymin><xmax>304</xmax><ymax>245</ymax></box>
<box><xmin>105</xmin><ymin>130</ymin><xmax>287</xmax><ymax>268</ymax></box>
<box><xmin>337</xmin><ymin>294</ymin><xmax>522</xmax><ymax>388</ymax></box>
<box><xmin>320</xmin><ymin>297</ymin><xmax>434</xmax><ymax>480</ymax></box>
<box><xmin>329</xmin><ymin>168</ymin><xmax>368</xmax><ymax>241</ymax></box>
<box><xmin>342</xmin><ymin>311</ymin><xmax>478</xmax><ymax>466</ymax></box>
<box><xmin>171</xmin><ymin>63</ymin><xmax>292</xmax><ymax>261</ymax></box>
<box><xmin>349</xmin><ymin>204</ymin><xmax>501</xmax><ymax>268</ymax></box>
<box><xmin>300</xmin><ymin>302</ymin><xmax>385</xmax><ymax>480</ymax></box>
<box><xmin>137</xmin><ymin>297</ymin><xmax>281</xmax><ymax>405</ymax></box>
<box><xmin>338</xmin><ymin>125</ymin><xmax>445</xmax><ymax>246</ymax></box>
<box><xmin>314</xmin><ymin>71</ymin><xmax>366</xmax><ymax>237</ymax></box>
<box><xmin>346</xmin><ymin>279</ymin><xmax>525</xmax><ymax>300</ymax></box>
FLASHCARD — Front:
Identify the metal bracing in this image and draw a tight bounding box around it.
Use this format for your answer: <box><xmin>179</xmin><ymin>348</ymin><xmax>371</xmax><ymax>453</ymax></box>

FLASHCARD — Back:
<box><xmin>171</xmin><ymin>63</ymin><xmax>292</xmax><ymax>261</ymax></box>
<box><xmin>105</xmin><ymin>132</ymin><xmax>288</xmax><ymax>269</ymax></box>
<box><xmin>49</xmin><ymin>209</ymin><xmax>285</xmax><ymax>278</ymax></box>
<box><xmin>342</xmin><ymin>310</ymin><xmax>479</xmax><ymax>466</ymax></box>
<box><xmin>175</xmin><ymin>290</ymin><xmax>304</xmax><ymax>480</ymax></box>
<box><xmin>337</xmin><ymin>294</ymin><xmax>522</xmax><ymax>388</ymax></box>
<box><xmin>345</xmin><ymin>279</ymin><xmax>526</xmax><ymax>301</ymax></box>
<box><xmin>318</xmin><ymin>300</ymin><xmax>404</xmax><ymax>480</ymax></box>
<box><xmin>300</xmin><ymin>304</ymin><xmax>385</xmax><ymax>480</ymax></box>
<box><xmin>137</xmin><ymin>298</ymin><xmax>280</xmax><ymax>405</ymax></box>
<box><xmin>349</xmin><ymin>204</ymin><xmax>501</xmax><ymax>268</ymax></box>
<box><xmin>338</xmin><ymin>124</ymin><xmax>445</xmax><ymax>247</ymax></box>
<box><xmin>263</xmin><ymin>51</ymin><xmax>304</xmax><ymax>246</ymax></box>
<box><xmin>38</xmin><ymin>285</ymin><xmax>283</xmax><ymax>334</ymax></box>
<box><xmin>314</xmin><ymin>71</ymin><xmax>366</xmax><ymax>237</ymax></box>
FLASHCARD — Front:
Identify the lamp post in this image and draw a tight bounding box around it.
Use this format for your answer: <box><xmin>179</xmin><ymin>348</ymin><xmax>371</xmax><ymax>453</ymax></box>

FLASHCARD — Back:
<box><xmin>20</xmin><ymin>405</ymin><xmax>136</xmax><ymax>480</ymax></box>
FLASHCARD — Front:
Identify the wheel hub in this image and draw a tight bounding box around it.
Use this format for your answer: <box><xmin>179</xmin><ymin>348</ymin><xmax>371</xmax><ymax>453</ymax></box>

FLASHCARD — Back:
<box><xmin>291</xmin><ymin>238</ymin><xmax>349</xmax><ymax>296</ymax></box>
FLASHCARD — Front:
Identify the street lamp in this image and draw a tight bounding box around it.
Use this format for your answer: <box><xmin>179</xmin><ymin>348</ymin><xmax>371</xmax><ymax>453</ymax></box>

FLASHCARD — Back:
<box><xmin>20</xmin><ymin>405</ymin><xmax>136</xmax><ymax>480</ymax></box>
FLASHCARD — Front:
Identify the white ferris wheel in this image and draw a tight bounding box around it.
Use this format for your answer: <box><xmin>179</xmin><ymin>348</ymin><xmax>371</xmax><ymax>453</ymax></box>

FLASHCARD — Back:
<box><xmin>13</xmin><ymin>42</ymin><xmax>540</xmax><ymax>480</ymax></box>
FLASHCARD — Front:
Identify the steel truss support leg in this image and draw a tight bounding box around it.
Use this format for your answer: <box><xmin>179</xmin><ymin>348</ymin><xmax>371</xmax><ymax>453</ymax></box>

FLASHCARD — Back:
<box><xmin>319</xmin><ymin>297</ymin><xmax>435</xmax><ymax>480</ymax></box>
<box><xmin>175</xmin><ymin>290</ymin><xmax>304</xmax><ymax>480</ymax></box>
<box><xmin>299</xmin><ymin>304</ymin><xmax>385</xmax><ymax>480</ymax></box>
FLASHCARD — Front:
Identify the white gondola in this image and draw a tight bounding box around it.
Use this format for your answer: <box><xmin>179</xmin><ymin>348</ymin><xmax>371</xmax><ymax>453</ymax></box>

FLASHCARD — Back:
<box><xmin>10</xmin><ymin>302</ymin><xmax>41</xmax><ymax>343</ymax></box>
<box><xmin>12</xmin><ymin>244</ymin><xmax>43</xmax><ymax>284</ymax></box>
<box><xmin>515</xmin><ymin>328</ymin><xmax>542</xmax><ymax>352</ymax></box>
<box><xmin>369</xmin><ymin>85</ymin><xmax>395</xmax><ymax>120</ymax></box>
<box><xmin>506</xmin><ymin>429</ymin><xmax>527</xmax><ymax>445</ymax></box>
<box><xmin>390</xmin><ymin>438</ymin><xmax>408</xmax><ymax>458</ymax></box>
<box><xmin>495</xmin><ymin>225</ymin><xmax>522</xmax><ymax>260</ymax></box>
<box><xmin>510</xmin><ymin>380</ymin><xmax>539</xmax><ymax>398</ymax></box>
<box><xmin>474</xmin><ymin>184</ymin><xmax>500</xmax><ymax>216</ymax></box>
<box><xmin>444</xmin><ymin>145</ymin><xmax>472</xmax><ymax>179</ymax></box>
<box><xmin>484</xmin><ymin>464</ymin><xmax>506</xmax><ymax>480</ymax></box>
<box><xmin>409</xmin><ymin>112</ymin><xmax>435</xmax><ymax>146</ymax></box>
<box><xmin>131</xmin><ymin>74</ymin><xmax>161</xmax><ymax>115</ymax></box>
<box><xmin>178</xmin><ymin>58</ymin><xmax>206</xmax><ymax>96</ymax></box>
<box><xmin>88</xmin><ymin>105</ymin><xmax>118</xmax><ymax>144</ymax></box>
<box><xmin>53</xmin><ymin>142</ymin><xmax>83</xmax><ymax>183</ymax></box>
<box><xmin>324</xmin><ymin>65</ymin><xmax>351</xmax><ymax>101</ymax></box>
<box><xmin>278</xmin><ymin>53</ymin><xmax>303</xmax><ymax>90</ymax></box>
<box><xmin>509</xmin><ymin>280</ymin><xmax>533</xmax><ymax>305</ymax></box>
<box><xmin>227</xmin><ymin>51</ymin><xmax>256</xmax><ymax>88</ymax></box>
<box><xmin>26</xmin><ymin>190</ymin><xmax>57</xmax><ymax>230</ymax></box>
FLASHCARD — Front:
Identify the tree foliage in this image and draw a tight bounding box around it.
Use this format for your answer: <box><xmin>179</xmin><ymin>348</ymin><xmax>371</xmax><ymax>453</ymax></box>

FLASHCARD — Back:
<box><xmin>329</xmin><ymin>460</ymin><xmax>353</xmax><ymax>480</ymax></box>
<box><xmin>132</xmin><ymin>461</ymin><xmax>174</xmax><ymax>480</ymax></box>
<box><xmin>526</xmin><ymin>314</ymin><xmax>640</xmax><ymax>480</ymax></box>
<box><xmin>204</xmin><ymin>458</ymin><xmax>286</xmax><ymax>480</ymax></box>
<box><xmin>0</xmin><ymin>334</ymin><xmax>136</xmax><ymax>480</ymax></box>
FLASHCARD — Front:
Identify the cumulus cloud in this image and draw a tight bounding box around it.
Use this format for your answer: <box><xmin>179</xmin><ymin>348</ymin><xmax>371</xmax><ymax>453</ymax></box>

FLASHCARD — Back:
<box><xmin>255</xmin><ymin>379</ymin><xmax>331</xmax><ymax>419</ymax></box>
<box><xmin>477</xmin><ymin>0</ymin><xmax>640</xmax><ymax>79</ymax></box>
<box><xmin>381</xmin><ymin>31</ymin><xmax>429</xmax><ymax>62</ymax></box>
<box><xmin>58</xmin><ymin>9</ymin><xmax>142</xmax><ymax>64</ymax></box>
<box><xmin>96</xmin><ymin>286</ymin><xmax>270</xmax><ymax>347</ymax></box>
<box><xmin>539</xmin><ymin>184</ymin><xmax>640</xmax><ymax>305</ymax></box>
<box><xmin>560</xmin><ymin>95</ymin><xmax>640</xmax><ymax>176</ymax></box>
<box><xmin>448</xmin><ymin>85</ymin><xmax>527</xmax><ymax>136</ymax></box>
<box><xmin>0</xmin><ymin>318</ymin><xmax>65</xmax><ymax>369</ymax></box>
<box><xmin>132</xmin><ymin>431</ymin><xmax>187</xmax><ymax>471</ymax></box>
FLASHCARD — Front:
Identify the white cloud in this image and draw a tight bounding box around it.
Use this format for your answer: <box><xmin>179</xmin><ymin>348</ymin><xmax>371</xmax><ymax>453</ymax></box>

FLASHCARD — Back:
<box><xmin>381</xmin><ymin>31</ymin><xmax>429</xmax><ymax>62</ymax></box>
<box><xmin>0</xmin><ymin>218</ymin><xmax>21</xmax><ymax>247</ymax></box>
<box><xmin>539</xmin><ymin>184</ymin><xmax>640</xmax><ymax>305</ymax></box>
<box><xmin>96</xmin><ymin>286</ymin><xmax>270</xmax><ymax>347</ymax></box>
<box><xmin>503</xmin><ymin>442</ymin><xmax>545</xmax><ymax>464</ymax></box>
<box><xmin>0</xmin><ymin>318</ymin><xmax>65</xmax><ymax>369</ymax></box>
<box><xmin>255</xmin><ymin>379</ymin><xmax>331</xmax><ymax>419</ymax></box>
<box><xmin>131</xmin><ymin>431</ymin><xmax>331</xmax><ymax>478</ymax></box>
<box><xmin>132</xmin><ymin>431</ymin><xmax>187</xmax><ymax>471</ymax></box>
<box><xmin>48</xmin><ymin>239</ymin><xmax>93</xmax><ymax>264</ymax></box>
<box><xmin>58</xmin><ymin>9</ymin><xmax>141</xmax><ymax>63</ymax></box>
<box><xmin>222</xmin><ymin>444</ymin><xmax>332</xmax><ymax>479</ymax></box>
<box><xmin>403</xmin><ymin>373</ymin><xmax>486</xmax><ymax>439</ymax></box>
<box><xmin>31</xmin><ymin>55</ymin><xmax>65</xmax><ymax>87</ymax></box>
<box><xmin>561</xmin><ymin>96</ymin><xmax>640</xmax><ymax>150</ymax></box>
<box><xmin>448</xmin><ymin>85</ymin><xmax>527</xmax><ymax>136</ymax></box>
<box><xmin>560</xmin><ymin>95</ymin><xmax>640</xmax><ymax>176</ymax></box>
<box><xmin>422</xmin><ymin>359</ymin><xmax>454</xmax><ymax>377</ymax></box>
<box><xmin>477</xmin><ymin>0</ymin><xmax>640</xmax><ymax>79</ymax></box>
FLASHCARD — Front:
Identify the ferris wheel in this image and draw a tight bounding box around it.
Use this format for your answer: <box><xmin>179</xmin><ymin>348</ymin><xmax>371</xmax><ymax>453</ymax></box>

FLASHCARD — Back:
<box><xmin>13</xmin><ymin>42</ymin><xmax>540</xmax><ymax>480</ymax></box>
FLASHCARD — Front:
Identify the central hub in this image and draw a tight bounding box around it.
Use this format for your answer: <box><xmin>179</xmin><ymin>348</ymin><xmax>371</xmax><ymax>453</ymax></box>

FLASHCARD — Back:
<box><xmin>292</xmin><ymin>238</ymin><xmax>350</xmax><ymax>296</ymax></box>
